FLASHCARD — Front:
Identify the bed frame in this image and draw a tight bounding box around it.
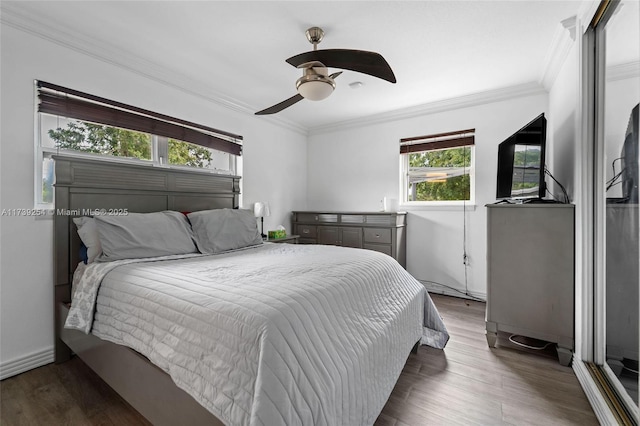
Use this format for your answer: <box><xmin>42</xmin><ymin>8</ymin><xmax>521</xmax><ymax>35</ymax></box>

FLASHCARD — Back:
<box><xmin>53</xmin><ymin>156</ymin><xmax>421</xmax><ymax>425</ymax></box>
<box><xmin>53</xmin><ymin>155</ymin><xmax>238</xmax><ymax>425</ymax></box>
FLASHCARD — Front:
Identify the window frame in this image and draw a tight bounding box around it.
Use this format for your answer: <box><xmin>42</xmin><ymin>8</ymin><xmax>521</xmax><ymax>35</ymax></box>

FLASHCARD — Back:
<box><xmin>34</xmin><ymin>81</ymin><xmax>242</xmax><ymax>209</ymax></box>
<box><xmin>399</xmin><ymin>129</ymin><xmax>476</xmax><ymax>208</ymax></box>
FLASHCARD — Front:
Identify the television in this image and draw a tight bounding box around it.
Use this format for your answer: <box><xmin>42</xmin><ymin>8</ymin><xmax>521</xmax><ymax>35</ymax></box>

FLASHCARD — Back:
<box><xmin>620</xmin><ymin>103</ymin><xmax>639</xmax><ymax>204</ymax></box>
<box><xmin>496</xmin><ymin>113</ymin><xmax>547</xmax><ymax>200</ymax></box>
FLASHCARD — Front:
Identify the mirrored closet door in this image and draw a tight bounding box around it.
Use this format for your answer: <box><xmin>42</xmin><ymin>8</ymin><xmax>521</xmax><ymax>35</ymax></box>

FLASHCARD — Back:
<box><xmin>595</xmin><ymin>0</ymin><xmax>639</xmax><ymax>411</ymax></box>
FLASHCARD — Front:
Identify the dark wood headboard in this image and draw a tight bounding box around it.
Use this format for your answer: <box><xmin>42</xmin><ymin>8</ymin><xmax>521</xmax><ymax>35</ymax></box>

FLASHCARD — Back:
<box><xmin>53</xmin><ymin>155</ymin><xmax>241</xmax><ymax>361</ymax></box>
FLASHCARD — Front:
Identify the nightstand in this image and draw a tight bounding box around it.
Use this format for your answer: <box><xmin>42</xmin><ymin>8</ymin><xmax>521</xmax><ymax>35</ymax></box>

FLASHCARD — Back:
<box><xmin>267</xmin><ymin>235</ymin><xmax>300</xmax><ymax>244</ymax></box>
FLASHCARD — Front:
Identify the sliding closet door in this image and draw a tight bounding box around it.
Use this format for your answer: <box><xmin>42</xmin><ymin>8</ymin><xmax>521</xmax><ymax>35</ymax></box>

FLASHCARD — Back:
<box><xmin>594</xmin><ymin>0</ymin><xmax>639</xmax><ymax>411</ymax></box>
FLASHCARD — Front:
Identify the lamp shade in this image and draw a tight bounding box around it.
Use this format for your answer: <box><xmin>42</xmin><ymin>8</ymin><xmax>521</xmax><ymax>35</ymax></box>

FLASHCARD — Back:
<box><xmin>254</xmin><ymin>202</ymin><xmax>264</xmax><ymax>218</ymax></box>
<box><xmin>254</xmin><ymin>202</ymin><xmax>271</xmax><ymax>218</ymax></box>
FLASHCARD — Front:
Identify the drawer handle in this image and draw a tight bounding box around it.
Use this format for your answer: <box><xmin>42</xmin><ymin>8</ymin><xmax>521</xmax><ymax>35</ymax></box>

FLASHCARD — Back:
<box><xmin>303</xmin><ymin>229</ymin><xmax>310</xmax><ymax>234</ymax></box>
<box><xmin>374</xmin><ymin>234</ymin><xmax>380</xmax><ymax>238</ymax></box>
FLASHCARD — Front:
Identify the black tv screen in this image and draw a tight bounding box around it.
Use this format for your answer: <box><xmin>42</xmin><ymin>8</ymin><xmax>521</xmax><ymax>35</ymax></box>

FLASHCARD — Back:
<box><xmin>496</xmin><ymin>113</ymin><xmax>547</xmax><ymax>200</ymax></box>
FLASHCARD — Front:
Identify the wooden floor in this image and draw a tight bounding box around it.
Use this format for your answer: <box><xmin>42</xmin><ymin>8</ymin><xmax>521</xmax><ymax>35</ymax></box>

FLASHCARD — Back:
<box><xmin>375</xmin><ymin>295</ymin><xmax>598</xmax><ymax>426</ymax></box>
<box><xmin>0</xmin><ymin>294</ymin><xmax>598</xmax><ymax>425</ymax></box>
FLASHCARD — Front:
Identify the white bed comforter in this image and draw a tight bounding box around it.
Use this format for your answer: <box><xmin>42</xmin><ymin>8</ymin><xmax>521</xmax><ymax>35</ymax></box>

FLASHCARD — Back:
<box><xmin>66</xmin><ymin>243</ymin><xmax>448</xmax><ymax>426</ymax></box>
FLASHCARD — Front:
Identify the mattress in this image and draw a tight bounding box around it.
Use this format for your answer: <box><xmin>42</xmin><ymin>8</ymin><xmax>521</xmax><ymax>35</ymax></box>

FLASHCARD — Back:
<box><xmin>66</xmin><ymin>243</ymin><xmax>448</xmax><ymax>425</ymax></box>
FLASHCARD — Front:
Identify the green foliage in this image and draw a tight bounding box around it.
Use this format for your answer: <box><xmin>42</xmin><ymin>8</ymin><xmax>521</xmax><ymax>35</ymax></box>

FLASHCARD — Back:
<box><xmin>44</xmin><ymin>121</ymin><xmax>215</xmax><ymax>201</ymax></box>
<box><xmin>513</xmin><ymin>147</ymin><xmax>541</xmax><ymax>166</ymax></box>
<box><xmin>409</xmin><ymin>147</ymin><xmax>471</xmax><ymax>201</ymax></box>
<box><xmin>42</xmin><ymin>177</ymin><xmax>53</xmax><ymax>203</ymax></box>
<box><xmin>47</xmin><ymin>121</ymin><xmax>214</xmax><ymax>169</ymax></box>
<box><xmin>411</xmin><ymin>175</ymin><xmax>470</xmax><ymax>201</ymax></box>
<box><xmin>48</xmin><ymin>122</ymin><xmax>152</xmax><ymax>159</ymax></box>
<box><xmin>409</xmin><ymin>147</ymin><xmax>471</xmax><ymax>168</ymax></box>
<box><xmin>512</xmin><ymin>181</ymin><xmax>538</xmax><ymax>190</ymax></box>
<box><xmin>168</xmin><ymin>139</ymin><xmax>212</xmax><ymax>168</ymax></box>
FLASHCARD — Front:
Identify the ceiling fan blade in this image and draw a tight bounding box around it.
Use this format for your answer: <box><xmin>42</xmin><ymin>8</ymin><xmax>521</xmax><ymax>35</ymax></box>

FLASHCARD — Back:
<box><xmin>255</xmin><ymin>93</ymin><xmax>304</xmax><ymax>115</ymax></box>
<box><xmin>287</xmin><ymin>49</ymin><xmax>396</xmax><ymax>83</ymax></box>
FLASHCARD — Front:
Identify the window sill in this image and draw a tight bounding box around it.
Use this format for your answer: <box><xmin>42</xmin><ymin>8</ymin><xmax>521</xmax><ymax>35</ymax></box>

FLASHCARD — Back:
<box><xmin>400</xmin><ymin>203</ymin><xmax>477</xmax><ymax>212</ymax></box>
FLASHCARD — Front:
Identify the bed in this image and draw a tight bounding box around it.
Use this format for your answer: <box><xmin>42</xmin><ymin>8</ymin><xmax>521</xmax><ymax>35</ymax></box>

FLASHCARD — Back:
<box><xmin>53</xmin><ymin>156</ymin><xmax>449</xmax><ymax>426</ymax></box>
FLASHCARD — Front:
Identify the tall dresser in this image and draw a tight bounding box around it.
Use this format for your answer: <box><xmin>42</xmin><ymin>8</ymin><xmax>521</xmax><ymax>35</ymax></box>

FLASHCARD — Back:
<box><xmin>292</xmin><ymin>211</ymin><xmax>407</xmax><ymax>268</ymax></box>
<box><xmin>485</xmin><ymin>203</ymin><xmax>574</xmax><ymax>366</ymax></box>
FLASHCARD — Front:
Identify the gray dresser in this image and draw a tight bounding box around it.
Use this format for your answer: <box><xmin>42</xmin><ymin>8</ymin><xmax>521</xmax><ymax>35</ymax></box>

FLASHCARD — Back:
<box><xmin>485</xmin><ymin>203</ymin><xmax>574</xmax><ymax>366</ymax></box>
<box><xmin>605</xmin><ymin>203</ymin><xmax>639</xmax><ymax>374</ymax></box>
<box><xmin>292</xmin><ymin>211</ymin><xmax>407</xmax><ymax>268</ymax></box>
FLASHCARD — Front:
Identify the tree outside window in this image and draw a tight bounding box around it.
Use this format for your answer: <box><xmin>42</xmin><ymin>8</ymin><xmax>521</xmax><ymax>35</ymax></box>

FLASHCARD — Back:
<box><xmin>407</xmin><ymin>147</ymin><xmax>472</xmax><ymax>202</ymax></box>
<box><xmin>42</xmin><ymin>120</ymin><xmax>218</xmax><ymax>203</ymax></box>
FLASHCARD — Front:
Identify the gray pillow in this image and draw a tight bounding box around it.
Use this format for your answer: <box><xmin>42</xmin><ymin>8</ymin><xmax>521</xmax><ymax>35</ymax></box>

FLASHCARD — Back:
<box><xmin>188</xmin><ymin>208</ymin><xmax>263</xmax><ymax>254</ymax></box>
<box><xmin>72</xmin><ymin>216</ymin><xmax>102</xmax><ymax>263</ymax></box>
<box><xmin>94</xmin><ymin>211</ymin><xmax>197</xmax><ymax>261</ymax></box>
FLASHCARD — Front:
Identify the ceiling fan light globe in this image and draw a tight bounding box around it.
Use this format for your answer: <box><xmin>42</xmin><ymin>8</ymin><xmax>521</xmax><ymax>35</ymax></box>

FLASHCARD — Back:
<box><xmin>296</xmin><ymin>77</ymin><xmax>335</xmax><ymax>101</ymax></box>
<box><xmin>298</xmin><ymin>81</ymin><xmax>334</xmax><ymax>101</ymax></box>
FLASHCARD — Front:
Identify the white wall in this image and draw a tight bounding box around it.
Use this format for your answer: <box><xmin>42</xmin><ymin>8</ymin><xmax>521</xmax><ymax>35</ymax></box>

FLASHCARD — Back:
<box><xmin>0</xmin><ymin>25</ymin><xmax>307</xmax><ymax>377</ymax></box>
<box><xmin>549</xmin><ymin>43</ymin><xmax>579</xmax><ymax>202</ymax></box>
<box><xmin>548</xmin><ymin>38</ymin><xmax>581</xmax><ymax>357</ymax></box>
<box><xmin>307</xmin><ymin>92</ymin><xmax>549</xmax><ymax>298</ymax></box>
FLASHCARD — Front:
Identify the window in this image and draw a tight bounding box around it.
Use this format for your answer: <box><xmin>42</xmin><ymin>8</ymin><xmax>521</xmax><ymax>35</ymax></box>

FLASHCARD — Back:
<box><xmin>35</xmin><ymin>81</ymin><xmax>242</xmax><ymax>208</ymax></box>
<box><xmin>400</xmin><ymin>129</ymin><xmax>475</xmax><ymax>204</ymax></box>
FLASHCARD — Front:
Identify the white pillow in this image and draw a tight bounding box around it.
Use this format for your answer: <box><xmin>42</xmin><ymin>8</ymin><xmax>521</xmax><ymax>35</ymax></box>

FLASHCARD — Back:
<box><xmin>73</xmin><ymin>217</ymin><xmax>102</xmax><ymax>263</ymax></box>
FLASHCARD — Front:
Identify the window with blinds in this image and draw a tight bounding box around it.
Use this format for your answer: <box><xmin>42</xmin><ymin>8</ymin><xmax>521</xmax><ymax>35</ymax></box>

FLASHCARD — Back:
<box><xmin>399</xmin><ymin>128</ymin><xmax>475</xmax><ymax>203</ymax></box>
<box><xmin>35</xmin><ymin>81</ymin><xmax>243</xmax><ymax>206</ymax></box>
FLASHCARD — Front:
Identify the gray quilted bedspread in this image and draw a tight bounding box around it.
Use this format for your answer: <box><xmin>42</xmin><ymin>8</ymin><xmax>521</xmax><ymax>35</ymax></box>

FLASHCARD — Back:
<box><xmin>66</xmin><ymin>243</ymin><xmax>448</xmax><ymax>425</ymax></box>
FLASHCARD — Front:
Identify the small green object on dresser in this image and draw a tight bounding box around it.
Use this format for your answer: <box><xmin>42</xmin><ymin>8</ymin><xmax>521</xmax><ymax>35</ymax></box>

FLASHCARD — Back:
<box><xmin>268</xmin><ymin>229</ymin><xmax>287</xmax><ymax>240</ymax></box>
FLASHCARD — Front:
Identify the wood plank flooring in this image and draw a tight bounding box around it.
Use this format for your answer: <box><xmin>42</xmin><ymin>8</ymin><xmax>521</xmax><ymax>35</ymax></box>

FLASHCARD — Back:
<box><xmin>376</xmin><ymin>295</ymin><xmax>598</xmax><ymax>425</ymax></box>
<box><xmin>0</xmin><ymin>294</ymin><xmax>598</xmax><ymax>425</ymax></box>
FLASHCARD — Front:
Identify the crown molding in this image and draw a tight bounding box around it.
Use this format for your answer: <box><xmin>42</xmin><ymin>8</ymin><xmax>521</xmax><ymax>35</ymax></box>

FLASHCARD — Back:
<box><xmin>309</xmin><ymin>82</ymin><xmax>547</xmax><ymax>136</ymax></box>
<box><xmin>0</xmin><ymin>3</ymin><xmax>308</xmax><ymax>136</ymax></box>
<box><xmin>607</xmin><ymin>61</ymin><xmax>640</xmax><ymax>82</ymax></box>
<box><xmin>539</xmin><ymin>16</ymin><xmax>577</xmax><ymax>90</ymax></box>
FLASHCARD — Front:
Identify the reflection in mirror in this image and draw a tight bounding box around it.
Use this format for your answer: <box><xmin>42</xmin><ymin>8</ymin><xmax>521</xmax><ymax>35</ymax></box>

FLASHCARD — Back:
<box><xmin>511</xmin><ymin>145</ymin><xmax>542</xmax><ymax>197</ymax></box>
<box><xmin>603</xmin><ymin>0</ymin><xmax>639</xmax><ymax>405</ymax></box>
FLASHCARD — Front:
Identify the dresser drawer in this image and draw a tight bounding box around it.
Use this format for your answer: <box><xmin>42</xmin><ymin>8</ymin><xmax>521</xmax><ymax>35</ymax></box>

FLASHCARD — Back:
<box><xmin>297</xmin><ymin>224</ymin><xmax>317</xmax><ymax>238</ymax></box>
<box><xmin>363</xmin><ymin>228</ymin><xmax>391</xmax><ymax>244</ymax></box>
<box><xmin>364</xmin><ymin>243</ymin><xmax>392</xmax><ymax>256</ymax></box>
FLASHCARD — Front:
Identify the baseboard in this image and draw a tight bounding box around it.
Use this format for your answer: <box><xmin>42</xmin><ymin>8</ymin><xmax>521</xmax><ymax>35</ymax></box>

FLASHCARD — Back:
<box><xmin>421</xmin><ymin>281</ymin><xmax>486</xmax><ymax>302</ymax></box>
<box><xmin>572</xmin><ymin>357</ymin><xmax>620</xmax><ymax>425</ymax></box>
<box><xmin>0</xmin><ymin>346</ymin><xmax>54</xmax><ymax>380</ymax></box>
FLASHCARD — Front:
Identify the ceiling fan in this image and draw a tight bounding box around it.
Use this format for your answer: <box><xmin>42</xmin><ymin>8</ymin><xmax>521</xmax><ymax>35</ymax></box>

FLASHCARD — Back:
<box><xmin>255</xmin><ymin>26</ymin><xmax>396</xmax><ymax>115</ymax></box>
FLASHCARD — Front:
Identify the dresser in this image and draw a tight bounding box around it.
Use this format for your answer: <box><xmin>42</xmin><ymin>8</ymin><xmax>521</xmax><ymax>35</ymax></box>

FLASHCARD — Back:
<box><xmin>485</xmin><ymin>204</ymin><xmax>574</xmax><ymax>365</ymax></box>
<box><xmin>292</xmin><ymin>211</ymin><xmax>407</xmax><ymax>267</ymax></box>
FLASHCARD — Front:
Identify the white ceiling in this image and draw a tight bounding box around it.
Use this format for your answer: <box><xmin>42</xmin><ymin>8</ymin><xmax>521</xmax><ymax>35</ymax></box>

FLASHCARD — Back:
<box><xmin>3</xmin><ymin>1</ymin><xmax>591</xmax><ymax>132</ymax></box>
